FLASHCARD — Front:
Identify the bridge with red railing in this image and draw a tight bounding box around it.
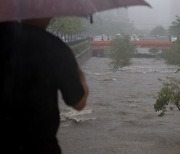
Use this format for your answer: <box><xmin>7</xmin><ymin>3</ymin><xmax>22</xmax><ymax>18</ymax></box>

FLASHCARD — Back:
<box><xmin>90</xmin><ymin>40</ymin><xmax>174</xmax><ymax>51</ymax></box>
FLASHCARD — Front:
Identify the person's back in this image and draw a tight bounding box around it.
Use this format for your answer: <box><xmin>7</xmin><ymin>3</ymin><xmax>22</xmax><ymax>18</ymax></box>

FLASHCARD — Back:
<box><xmin>0</xmin><ymin>21</ymin><xmax>88</xmax><ymax>154</ymax></box>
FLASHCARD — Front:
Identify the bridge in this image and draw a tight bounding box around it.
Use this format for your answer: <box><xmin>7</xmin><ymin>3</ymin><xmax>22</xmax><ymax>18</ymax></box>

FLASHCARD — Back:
<box><xmin>91</xmin><ymin>40</ymin><xmax>174</xmax><ymax>51</ymax></box>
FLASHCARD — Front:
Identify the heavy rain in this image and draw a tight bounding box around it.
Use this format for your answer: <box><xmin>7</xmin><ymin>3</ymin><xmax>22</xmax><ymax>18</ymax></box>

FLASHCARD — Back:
<box><xmin>2</xmin><ymin>0</ymin><xmax>180</xmax><ymax>154</ymax></box>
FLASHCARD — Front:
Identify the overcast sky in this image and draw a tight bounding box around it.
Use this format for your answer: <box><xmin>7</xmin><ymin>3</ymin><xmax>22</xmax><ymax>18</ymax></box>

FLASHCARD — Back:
<box><xmin>128</xmin><ymin>0</ymin><xmax>172</xmax><ymax>30</ymax></box>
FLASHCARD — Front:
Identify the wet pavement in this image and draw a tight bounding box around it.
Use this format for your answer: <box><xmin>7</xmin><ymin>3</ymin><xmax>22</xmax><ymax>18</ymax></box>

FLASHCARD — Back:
<box><xmin>58</xmin><ymin>57</ymin><xmax>180</xmax><ymax>154</ymax></box>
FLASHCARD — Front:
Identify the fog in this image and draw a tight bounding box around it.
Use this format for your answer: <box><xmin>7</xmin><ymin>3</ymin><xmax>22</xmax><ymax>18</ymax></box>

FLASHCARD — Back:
<box><xmin>128</xmin><ymin>0</ymin><xmax>176</xmax><ymax>30</ymax></box>
<box><xmin>89</xmin><ymin>0</ymin><xmax>180</xmax><ymax>35</ymax></box>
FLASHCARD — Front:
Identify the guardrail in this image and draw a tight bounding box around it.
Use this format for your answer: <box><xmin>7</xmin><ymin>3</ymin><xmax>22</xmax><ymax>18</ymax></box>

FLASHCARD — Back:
<box><xmin>76</xmin><ymin>47</ymin><xmax>92</xmax><ymax>66</ymax></box>
<box><xmin>117</xmin><ymin>67</ymin><xmax>178</xmax><ymax>73</ymax></box>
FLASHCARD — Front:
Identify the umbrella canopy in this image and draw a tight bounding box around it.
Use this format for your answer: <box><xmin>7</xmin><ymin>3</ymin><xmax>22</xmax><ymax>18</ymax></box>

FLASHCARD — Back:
<box><xmin>0</xmin><ymin>0</ymin><xmax>150</xmax><ymax>22</ymax></box>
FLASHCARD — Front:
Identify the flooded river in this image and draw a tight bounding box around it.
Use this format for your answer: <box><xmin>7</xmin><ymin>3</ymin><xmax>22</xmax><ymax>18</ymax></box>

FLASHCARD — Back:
<box><xmin>58</xmin><ymin>56</ymin><xmax>180</xmax><ymax>154</ymax></box>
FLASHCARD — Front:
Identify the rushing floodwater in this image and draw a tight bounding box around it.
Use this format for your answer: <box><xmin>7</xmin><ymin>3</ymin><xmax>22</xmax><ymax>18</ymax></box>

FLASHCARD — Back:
<box><xmin>58</xmin><ymin>53</ymin><xmax>180</xmax><ymax>154</ymax></box>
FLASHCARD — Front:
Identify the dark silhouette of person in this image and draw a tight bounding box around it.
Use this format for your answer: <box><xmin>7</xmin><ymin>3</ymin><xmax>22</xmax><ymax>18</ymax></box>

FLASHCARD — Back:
<box><xmin>0</xmin><ymin>18</ymin><xmax>89</xmax><ymax>154</ymax></box>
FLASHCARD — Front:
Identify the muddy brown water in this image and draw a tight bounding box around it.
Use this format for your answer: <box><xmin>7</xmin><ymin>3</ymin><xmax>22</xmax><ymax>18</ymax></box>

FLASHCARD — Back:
<box><xmin>58</xmin><ymin>57</ymin><xmax>180</xmax><ymax>154</ymax></box>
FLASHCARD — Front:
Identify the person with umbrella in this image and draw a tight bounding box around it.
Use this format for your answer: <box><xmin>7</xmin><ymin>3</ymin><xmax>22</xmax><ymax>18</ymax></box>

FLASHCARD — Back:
<box><xmin>0</xmin><ymin>17</ymin><xmax>89</xmax><ymax>154</ymax></box>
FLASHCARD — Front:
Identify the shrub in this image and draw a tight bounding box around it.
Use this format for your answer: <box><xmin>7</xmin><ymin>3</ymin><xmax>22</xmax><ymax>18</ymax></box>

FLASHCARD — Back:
<box><xmin>154</xmin><ymin>77</ymin><xmax>180</xmax><ymax>116</ymax></box>
<box><xmin>107</xmin><ymin>34</ymin><xmax>136</xmax><ymax>68</ymax></box>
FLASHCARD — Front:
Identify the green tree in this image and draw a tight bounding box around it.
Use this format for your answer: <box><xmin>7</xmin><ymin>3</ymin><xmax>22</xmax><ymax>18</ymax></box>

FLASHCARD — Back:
<box><xmin>48</xmin><ymin>17</ymin><xmax>88</xmax><ymax>36</ymax></box>
<box><xmin>150</xmin><ymin>25</ymin><xmax>167</xmax><ymax>36</ymax></box>
<box><xmin>169</xmin><ymin>16</ymin><xmax>180</xmax><ymax>37</ymax></box>
<box><xmin>108</xmin><ymin>34</ymin><xmax>136</xmax><ymax>68</ymax></box>
<box><xmin>162</xmin><ymin>40</ymin><xmax>180</xmax><ymax>65</ymax></box>
<box><xmin>162</xmin><ymin>16</ymin><xmax>180</xmax><ymax>66</ymax></box>
<box><xmin>154</xmin><ymin>77</ymin><xmax>180</xmax><ymax>116</ymax></box>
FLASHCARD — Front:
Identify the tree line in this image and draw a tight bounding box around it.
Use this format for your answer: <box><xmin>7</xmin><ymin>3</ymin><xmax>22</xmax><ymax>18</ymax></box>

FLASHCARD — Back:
<box><xmin>47</xmin><ymin>17</ymin><xmax>89</xmax><ymax>42</ymax></box>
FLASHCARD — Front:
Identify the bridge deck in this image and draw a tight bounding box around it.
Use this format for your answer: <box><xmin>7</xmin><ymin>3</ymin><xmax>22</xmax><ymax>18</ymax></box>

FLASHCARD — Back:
<box><xmin>91</xmin><ymin>40</ymin><xmax>174</xmax><ymax>50</ymax></box>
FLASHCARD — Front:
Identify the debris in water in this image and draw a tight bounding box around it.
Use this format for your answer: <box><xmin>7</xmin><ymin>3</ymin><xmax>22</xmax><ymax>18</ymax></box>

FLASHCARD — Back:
<box><xmin>60</xmin><ymin>108</ymin><xmax>95</xmax><ymax>124</ymax></box>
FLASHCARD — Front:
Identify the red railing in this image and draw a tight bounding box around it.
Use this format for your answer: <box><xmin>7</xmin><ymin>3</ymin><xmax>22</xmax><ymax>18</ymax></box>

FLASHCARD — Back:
<box><xmin>135</xmin><ymin>41</ymin><xmax>173</xmax><ymax>47</ymax></box>
<box><xmin>90</xmin><ymin>40</ymin><xmax>173</xmax><ymax>50</ymax></box>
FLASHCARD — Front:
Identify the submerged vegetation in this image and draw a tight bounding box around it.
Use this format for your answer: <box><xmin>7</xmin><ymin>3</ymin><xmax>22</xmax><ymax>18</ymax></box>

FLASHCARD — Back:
<box><xmin>107</xmin><ymin>35</ymin><xmax>136</xmax><ymax>68</ymax></box>
<box><xmin>154</xmin><ymin>77</ymin><xmax>180</xmax><ymax>116</ymax></box>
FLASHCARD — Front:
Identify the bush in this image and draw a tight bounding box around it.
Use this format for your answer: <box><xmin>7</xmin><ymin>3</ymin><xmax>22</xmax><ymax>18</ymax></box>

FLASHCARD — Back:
<box><xmin>154</xmin><ymin>77</ymin><xmax>180</xmax><ymax>116</ymax></box>
<box><xmin>107</xmin><ymin>34</ymin><xmax>136</xmax><ymax>68</ymax></box>
<box><xmin>162</xmin><ymin>40</ymin><xmax>180</xmax><ymax>65</ymax></box>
